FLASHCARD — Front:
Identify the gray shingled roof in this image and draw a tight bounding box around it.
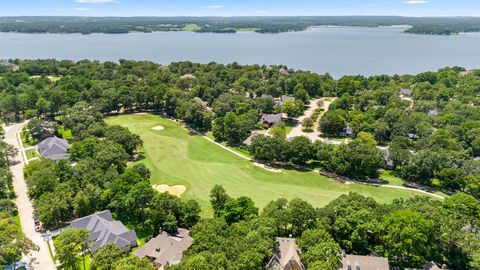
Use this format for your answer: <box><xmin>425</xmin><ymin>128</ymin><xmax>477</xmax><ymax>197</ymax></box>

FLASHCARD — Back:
<box><xmin>400</xmin><ymin>88</ymin><xmax>412</xmax><ymax>96</ymax></box>
<box><xmin>261</xmin><ymin>114</ymin><xmax>283</xmax><ymax>125</ymax></box>
<box><xmin>281</xmin><ymin>95</ymin><xmax>296</xmax><ymax>103</ymax></box>
<box><xmin>267</xmin><ymin>237</ymin><xmax>305</xmax><ymax>270</ymax></box>
<box><xmin>134</xmin><ymin>228</ymin><xmax>192</xmax><ymax>268</ymax></box>
<box><xmin>71</xmin><ymin>210</ymin><xmax>137</xmax><ymax>252</ymax></box>
<box><xmin>37</xmin><ymin>136</ymin><xmax>70</xmax><ymax>161</ymax></box>
<box><xmin>340</xmin><ymin>254</ymin><xmax>389</xmax><ymax>270</ymax></box>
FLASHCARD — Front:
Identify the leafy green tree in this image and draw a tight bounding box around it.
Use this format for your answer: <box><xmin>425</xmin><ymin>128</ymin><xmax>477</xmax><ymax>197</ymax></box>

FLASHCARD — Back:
<box><xmin>91</xmin><ymin>243</ymin><xmax>125</xmax><ymax>270</ymax></box>
<box><xmin>327</xmin><ymin>132</ymin><xmax>383</xmax><ymax>179</ymax></box>
<box><xmin>298</xmin><ymin>228</ymin><xmax>342</xmax><ymax>270</ymax></box>
<box><xmin>105</xmin><ymin>125</ymin><xmax>142</xmax><ymax>155</ymax></box>
<box><xmin>443</xmin><ymin>193</ymin><xmax>480</xmax><ymax>220</ymax></box>
<box><xmin>210</xmin><ymin>185</ymin><xmax>230</xmax><ymax>218</ymax></box>
<box><xmin>125</xmin><ymin>180</ymin><xmax>155</xmax><ymax>225</ymax></box>
<box><xmin>377</xmin><ymin>209</ymin><xmax>434</xmax><ymax>268</ymax></box>
<box><xmin>287</xmin><ymin>136</ymin><xmax>314</xmax><ymax>165</ymax></box>
<box><xmin>319</xmin><ymin>109</ymin><xmax>347</xmax><ymax>136</ymax></box>
<box><xmin>288</xmin><ymin>198</ymin><xmax>317</xmax><ymax>236</ymax></box>
<box><xmin>221</xmin><ymin>196</ymin><xmax>258</xmax><ymax>224</ymax></box>
<box><xmin>0</xmin><ymin>204</ymin><xmax>37</xmax><ymax>267</ymax></box>
<box><xmin>93</xmin><ymin>140</ymin><xmax>129</xmax><ymax>172</ymax></box>
<box><xmin>113</xmin><ymin>256</ymin><xmax>155</xmax><ymax>270</ymax></box>
<box><xmin>270</xmin><ymin>122</ymin><xmax>287</xmax><ymax>139</ymax></box>
<box><xmin>280</xmin><ymin>100</ymin><xmax>304</xmax><ymax>119</ymax></box>
<box><xmin>54</xmin><ymin>228</ymin><xmax>90</xmax><ymax>270</ymax></box>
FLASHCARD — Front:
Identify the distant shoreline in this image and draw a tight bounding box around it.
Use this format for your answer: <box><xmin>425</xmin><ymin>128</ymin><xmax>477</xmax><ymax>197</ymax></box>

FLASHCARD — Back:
<box><xmin>1</xmin><ymin>16</ymin><xmax>479</xmax><ymax>36</ymax></box>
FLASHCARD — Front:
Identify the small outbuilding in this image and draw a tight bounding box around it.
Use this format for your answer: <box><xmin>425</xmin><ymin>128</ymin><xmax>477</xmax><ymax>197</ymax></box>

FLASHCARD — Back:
<box><xmin>37</xmin><ymin>136</ymin><xmax>70</xmax><ymax>161</ymax></box>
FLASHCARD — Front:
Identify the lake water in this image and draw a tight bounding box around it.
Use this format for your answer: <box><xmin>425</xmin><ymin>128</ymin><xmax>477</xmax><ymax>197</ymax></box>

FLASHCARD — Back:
<box><xmin>0</xmin><ymin>26</ymin><xmax>479</xmax><ymax>78</ymax></box>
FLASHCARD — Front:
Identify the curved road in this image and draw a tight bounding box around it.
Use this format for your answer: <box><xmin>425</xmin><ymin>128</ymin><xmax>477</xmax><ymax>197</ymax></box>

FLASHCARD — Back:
<box><xmin>4</xmin><ymin>122</ymin><xmax>56</xmax><ymax>270</ymax></box>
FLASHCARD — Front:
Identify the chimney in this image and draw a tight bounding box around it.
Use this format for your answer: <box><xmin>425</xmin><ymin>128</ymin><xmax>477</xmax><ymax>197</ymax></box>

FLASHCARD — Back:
<box><xmin>442</xmin><ymin>264</ymin><xmax>447</xmax><ymax>270</ymax></box>
<box><xmin>342</xmin><ymin>250</ymin><xmax>346</xmax><ymax>257</ymax></box>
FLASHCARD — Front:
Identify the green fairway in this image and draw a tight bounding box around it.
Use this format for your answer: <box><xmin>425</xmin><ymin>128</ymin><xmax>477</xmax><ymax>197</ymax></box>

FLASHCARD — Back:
<box><xmin>106</xmin><ymin>114</ymin><xmax>429</xmax><ymax>215</ymax></box>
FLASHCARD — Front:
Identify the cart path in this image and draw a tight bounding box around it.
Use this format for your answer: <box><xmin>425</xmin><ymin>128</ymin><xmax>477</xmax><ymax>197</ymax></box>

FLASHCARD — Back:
<box><xmin>186</xmin><ymin>121</ymin><xmax>444</xmax><ymax>200</ymax></box>
<box><xmin>4</xmin><ymin>121</ymin><xmax>56</xmax><ymax>270</ymax></box>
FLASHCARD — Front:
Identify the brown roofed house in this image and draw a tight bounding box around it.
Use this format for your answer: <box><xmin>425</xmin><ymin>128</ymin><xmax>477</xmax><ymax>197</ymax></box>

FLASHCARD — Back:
<box><xmin>261</xmin><ymin>113</ymin><xmax>283</xmax><ymax>127</ymax></box>
<box><xmin>266</xmin><ymin>237</ymin><xmax>305</xmax><ymax>270</ymax></box>
<box><xmin>339</xmin><ymin>253</ymin><xmax>389</xmax><ymax>270</ymax></box>
<box><xmin>277</xmin><ymin>95</ymin><xmax>296</xmax><ymax>105</ymax></box>
<box><xmin>134</xmin><ymin>228</ymin><xmax>193</xmax><ymax>269</ymax></box>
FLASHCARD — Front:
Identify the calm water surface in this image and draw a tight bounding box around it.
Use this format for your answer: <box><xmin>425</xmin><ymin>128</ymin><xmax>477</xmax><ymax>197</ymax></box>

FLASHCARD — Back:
<box><xmin>0</xmin><ymin>26</ymin><xmax>479</xmax><ymax>77</ymax></box>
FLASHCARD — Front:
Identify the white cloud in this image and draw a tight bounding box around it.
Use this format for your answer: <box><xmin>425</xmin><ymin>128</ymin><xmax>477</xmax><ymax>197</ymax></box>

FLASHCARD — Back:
<box><xmin>206</xmin><ymin>5</ymin><xmax>223</xmax><ymax>9</ymax></box>
<box><xmin>55</xmin><ymin>8</ymin><xmax>65</xmax><ymax>11</ymax></box>
<box><xmin>404</xmin><ymin>0</ymin><xmax>428</xmax><ymax>4</ymax></box>
<box><xmin>73</xmin><ymin>7</ymin><xmax>90</xmax><ymax>11</ymax></box>
<box><xmin>74</xmin><ymin>0</ymin><xmax>115</xmax><ymax>3</ymax></box>
<box><xmin>255</xmin><ymin>10</ymin><xmax>268</xmax><ymax>14</ymax></box>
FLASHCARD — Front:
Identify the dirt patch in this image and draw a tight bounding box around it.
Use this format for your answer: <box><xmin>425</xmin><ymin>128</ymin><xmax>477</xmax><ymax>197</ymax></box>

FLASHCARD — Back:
<box><xmin>152</xmin><ymin>184</ymin><xmax>186</xmax><ymax>197</ymax></box>
<box><xmin>253</xmin><ymin>162</ymin><xmax>282</xmax><ymax>173</ymax></box>
<box><xmin>151</xmin><ymin>125</ymin><xmax>165</xmax><ymax>131</ymax></box>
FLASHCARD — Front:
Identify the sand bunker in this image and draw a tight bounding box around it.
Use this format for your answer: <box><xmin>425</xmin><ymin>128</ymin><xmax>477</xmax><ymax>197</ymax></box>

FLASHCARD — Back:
<box><xmin>152</xmin><ymin>184</ymin><xmax>186</xmax><ymax>197</ymax></box>
<box><xmin>151</xmin><ymin>125</ymin><xmax>165</xmax><ymax>131</ymax></box>
<box><xmin>253</xmin><ymin>162</ymin><xmax>282</xmax><ymax>173</ymax></box>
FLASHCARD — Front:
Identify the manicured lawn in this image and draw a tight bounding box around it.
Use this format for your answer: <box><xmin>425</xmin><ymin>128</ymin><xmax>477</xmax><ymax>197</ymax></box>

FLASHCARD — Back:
<box><xmin>106</xmin><ymin>114</ymin><xmax>432</xmax><ymax>215</ymax></box>
<box><xmin>25</xmin><ymin>148</ymin><xmax>38</xmax><ymax>160</ymax></box>
<box><xmin>182</xmin><ymin>23</ymin><xmax>200</xmax><ymax>31</ymax></box>
<box><xmin>380</xmin><ymin>171</ymin><xmax>404</xmax><ymax>186</ymax></box>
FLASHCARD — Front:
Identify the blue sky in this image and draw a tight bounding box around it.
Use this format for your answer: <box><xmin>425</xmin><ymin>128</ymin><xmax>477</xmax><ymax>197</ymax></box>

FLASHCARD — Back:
<box><xmin>1</xmin><ymin>0</ymin><xmax>479</xmax><ymax>17</ymax></box>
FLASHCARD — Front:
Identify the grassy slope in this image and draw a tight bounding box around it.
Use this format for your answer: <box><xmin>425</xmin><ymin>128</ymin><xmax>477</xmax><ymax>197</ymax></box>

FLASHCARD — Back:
<box><xmin>106</xmin><ymin>114</ymin><xmax>426</xmax><ymax>215</ymax></box>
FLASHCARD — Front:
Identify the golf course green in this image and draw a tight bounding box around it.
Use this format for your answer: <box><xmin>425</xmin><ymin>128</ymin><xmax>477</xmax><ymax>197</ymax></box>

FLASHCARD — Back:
<box><xmin>105</xmin><ymin>114</ymin><xmax>427</xmax><ymax>214</ymax></box>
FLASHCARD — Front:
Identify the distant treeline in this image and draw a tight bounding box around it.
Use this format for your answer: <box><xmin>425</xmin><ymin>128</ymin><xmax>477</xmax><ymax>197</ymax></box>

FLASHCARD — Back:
<box><xmin>0</xmin><ymin>16</ymin><xmax>479</xmax><ymax>35</ymax></box>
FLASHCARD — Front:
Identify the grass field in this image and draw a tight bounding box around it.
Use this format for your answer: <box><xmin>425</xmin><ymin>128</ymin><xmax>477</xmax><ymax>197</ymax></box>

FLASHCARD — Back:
<box><xmin>106</xmin><ymin>114</ymin><xmax>431</xmax><ymax>215</ymax></box>
<box><xmin>25</xmin><ymin>148</ymin><xmax>38</xmax><ymax>160</ymax></box>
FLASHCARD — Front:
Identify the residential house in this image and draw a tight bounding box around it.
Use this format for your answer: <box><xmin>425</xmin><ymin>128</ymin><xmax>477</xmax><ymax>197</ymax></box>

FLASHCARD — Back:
<box><xmin>266</xmin><ymin>237</ymin><xmax>305</xmax><ymax>270</ymax></box>
<box><xmin>406</xmin><ymin>133</ymin><xmax>420</xmax><ymax>140</ymax></box>
<box><xmin>279</xmin><ymin>67</ymin><xmax>291</xmax><ymax>76</ymax></box>
<box><xmin>400</xmin><ymin>88</ymin><xmax>412</xmax><ymax>97</ymax></box>
<box><xmin>403</xmin><ymin>261</ymin><xmax>448</xmax><ymax>270</ymax></box>
<box><xmin>422</xmin><ymin>262</ymin><xmax>448</xmax><ymax>270</ymax></box>
<box><xmin>37</xmin><ymin>136</ymin><xmax>70</xmax><ymax>161</ymax></box>
<box><xmin>277</xmin><ymin>95</ymin><xmax>296</xmax><ymax>106</ymax></box>
<box><xmin>378</xmin><ymin>146</ymin><xmax>394</xmax><ymax>170</ymax></box>
<box><xmin>193</xmin><ymin>97</ymin><xmax>208</xmax><ymax>107</ymax></box>
<box><xmin>242</xmin><ymin>131</ymin><xmax>261</xmax><ymax>146</ymax></box>
<box><xmin>70</xmin><ymin>210</ymin><xmax>137</xmax><ymax>252</ymax></box>
<box><xmin>134</xmin><ymin>229</ymin><xmax>193</xmax><ymax>270</ymax></box>
<box><xmin>339</xmin><ymin>127</ymin><xmax>355</xmax><ymax>138</ymax></box>
<box><xmin>261</xmin><ymin>113</ymin><xmax>283</xmax><ymax>127</ymax></box>
<box><xmin>427</xmin><ymin>109</ymin><xmax>439</xmax><ymax>117</ymax></box>
<box><xmin>339</xmin><ymin>253</ymin><xmax>389</xmax><ymax>270</ymax></box>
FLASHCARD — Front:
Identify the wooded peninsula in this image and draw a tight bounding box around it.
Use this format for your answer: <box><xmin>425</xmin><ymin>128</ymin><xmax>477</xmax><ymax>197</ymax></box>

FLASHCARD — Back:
<box><xmin>0</xmin><ymin>16</ymin><xmax>479</xmax><ymax>35</ymax></box>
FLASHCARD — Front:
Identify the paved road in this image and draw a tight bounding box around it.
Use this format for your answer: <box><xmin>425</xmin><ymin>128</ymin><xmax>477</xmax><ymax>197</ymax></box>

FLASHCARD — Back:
<box><xmin>4</xmin><ymin>122</ymin><xmax>56</xmax><ymax>270</ymax></box>
<box><xmin>287</xmin><ymin>97</ymin><xmax>345</xmax><ymax>145</ymax></box>
<box><xmin>287</xmin><ymin>97</ymin><xmax>323</xmax><ymax>140</ymax></box>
